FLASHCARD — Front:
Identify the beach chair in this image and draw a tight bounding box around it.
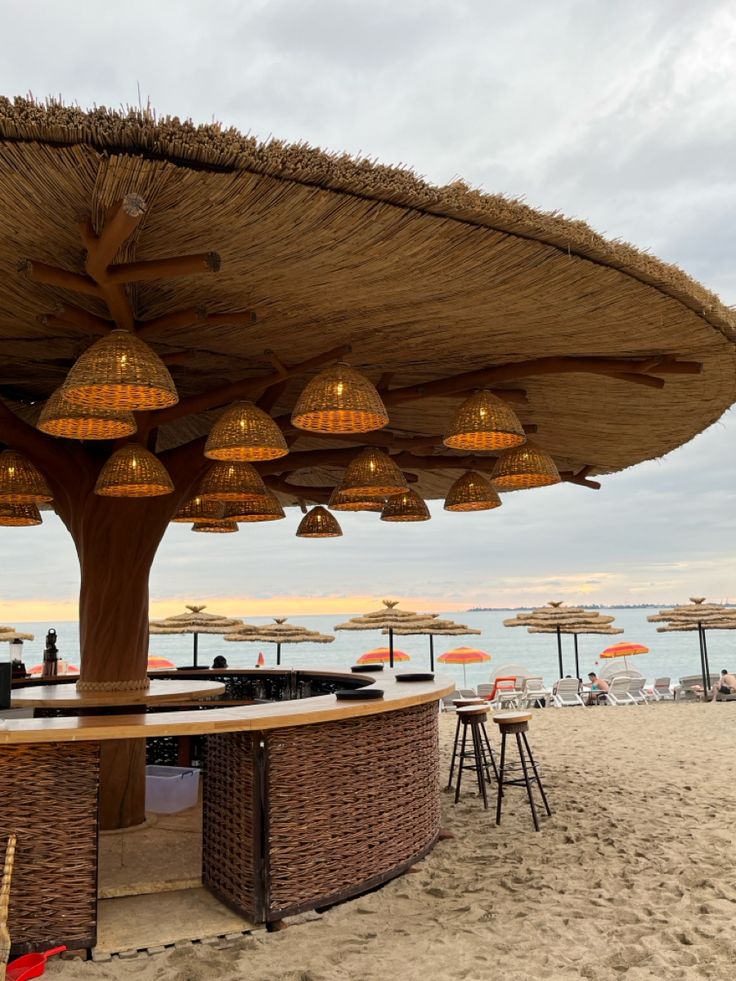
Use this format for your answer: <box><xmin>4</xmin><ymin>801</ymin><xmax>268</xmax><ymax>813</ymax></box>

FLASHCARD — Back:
<box><xmin>476</xmin><ymin>683</ymin><xmax>494</xmax><ymax>700</ymax></box>
<box><xmin>458</xmin><ymin>688</ymin><xmax>477</xmax><ymax>699</ymax></box>
<box><xmin>519</xmin><ymin>676</ymin><xmax>549</xmax><ymax>708</ymax></box>
<box><xmin>440</xmin><ymin>691</ymin><xmax>460</xmax><ymax>712</ymax></box>
<box><xmin>646</xmin><ymin>677</ymin><xmax>673</xmax><ymax>701</ymax></box>
<box><xmin>491</xmin><ymin>679</ymin><xmax>519</xmax><ymax>709</ymax></box>
<box><xmin>552</xmin><ymin>678</ymin><xmax>585</xmax><ymax>708</ymax></box>
<box><xmin>674</xmin><ymin>674</ymin><xmax>718</xmax><ymax>701</ymax></box>
<box><xmin>627</xmin><ymin>677</ymin><xmax>649</xmax><ymax>705</ymax></box>
<box><xmin>602</xmin><ymin>676</ymin><xmax>636</xmax><ymax>706</ymax></box>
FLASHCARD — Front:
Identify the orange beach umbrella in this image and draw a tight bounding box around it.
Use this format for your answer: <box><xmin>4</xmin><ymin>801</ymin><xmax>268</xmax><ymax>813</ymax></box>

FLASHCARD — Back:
<box><xmin>357</xmin><ymin>647</ymin><xmax>411</xmax><ymax>665</ymax></box>
<box><xmin>438</xmin><ymin>646</ymin><xmax>491</xmax><ymax>687</ymax></box>
<box><xmin>600</xmin><ymin>641</ymin><xmax>648</xmax><ymax>670</ymax></box>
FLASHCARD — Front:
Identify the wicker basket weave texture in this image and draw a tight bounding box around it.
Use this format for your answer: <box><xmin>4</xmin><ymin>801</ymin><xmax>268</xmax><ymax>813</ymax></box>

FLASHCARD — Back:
<box><xmin>491</xmin><ymin>444</ymin><xmax>561</xmax><ymax>490</ymax></box>
<box><xmin>94</xmin><ymin>444</ymin><xmax>174</xmax><ymax>497</ymax></box>
<box><xmin>327</xmin><ymin>487</ymin><xmax>385</xmax><ymax>512</ymax></box>
<box><xmin>0</xmin><ymin>451</ymin><xmax>52</xmax><ymax>504</ymax></box>
<box><xmin>443</xmin><ymin>390</ymin><xmax>526</xmax><ymax>451</ymax></box>
<box><xmin>37</xmin><ymin>388</ymin><xmax>137</xmax><ymax>440</ymax></box>
<box><xmin>266</xmin><ymin>702</ymin><xmax>439</xmax><ymax>915</ymax></box>
<box><xmin>444</xmin><ymin>470</ymin><xmax>501</xmax><ymax>511</ymax></box>
<box><xmin>198</xmin><ymin>462</ymin><xmax>269</xmax><ymax>502</ymax></box>
<box><xmin>0</xmin><ymin>503</ymin><xmax>42</xmax><ymax>526</ymax></box>
<box><xmin>291</xmin><ymin>363</ymin><xmax>389</xmax><ymax>434</ymax></box>
<box><xmin>204</xmin><ymin>402</ymin><xmax>288</xmax><ymax>462</ymax></box>
<box><xmin>0</xmin><ymin>742</ymin><xmax>99</xmax><ymax>954</ymax></box>
<box><xmin>339</xmin><ymin>448</ymin><xmax>408</xmax><ymax>499</ymax></box>
<box><xmin>224</xmin><ymin>492</ymin><xmax>285</xmax><ymax>522</ymax></box>
<box><xmin>62</xmin><ymin>330</ymin><xmax>178</xmax><ymax>411</ymax></box>
<box><xmin>381</xmin><ymin>488</ymin><xmax>431</xmax><ymax>521</ymax></box>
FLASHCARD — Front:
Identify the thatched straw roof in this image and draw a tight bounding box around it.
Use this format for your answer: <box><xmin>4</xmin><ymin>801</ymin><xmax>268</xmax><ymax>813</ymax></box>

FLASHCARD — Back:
<box><xmin>335</xmin><ymin>600</ymin><xmax>439</xmax><ymax>632</ymax></box>
<box><xmin>504</xmin><ymin>602</ymin><xmax>620</xmax><ymax>634</ymax></box>
<box><xmin>225</xmin><ymin>617</ymin><xmax>334</xmax><ymax>645</ymax></box>
<box><xmin>0</xmin><ymin>626</ymin><xmax>34</xmax><ymax>641</ymax></box>
<box><xmin>647</xmin><ymin>598</ymin><xmax>736</xmax><ymax>632</ymax></box>
<box><xmin>386</xmin><ymin>616</ymin><xmax>481</xmax><ymax>637</ymax></box>
<box><xmin>0</xmin><ymin>97</ymin><xmax>734</xmax><ymax>501</ymax></box>
<box><xmin>149</xmin><ymin>604</ymin><xmax>244</xmax><ymax>635</ymax></box>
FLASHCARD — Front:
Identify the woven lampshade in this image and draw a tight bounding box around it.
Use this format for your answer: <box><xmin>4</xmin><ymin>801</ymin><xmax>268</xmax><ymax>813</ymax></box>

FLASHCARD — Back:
<box><xmin>339</xmin><ymin>448</ymin><xmax>408</xmax><ymax>499</ymax></box>
<box><xmin>0</xmin><ymin>503</ymin><xmax>42</xmax><ymax>526</ymax></box>
<box><xmin>204</xmin><ymin>401</ymin><xmax>288</xmax><ymax>462</ymax></box>
<box><xmin>94</xmin><ymin>444</ymin><xmax>174</xmax><ymax>497</ymax></box>
<box><xmin>443</xmin><ymin>390</ymin><xmax>526</xmax><ymax>451</ymax></box>
<box><xmin>62</xmin><ymin>329</ymin><xmax>178</xmax><ymax>411</ymax></box>
<box><xmin>37</xmin><ymin>387</ymin><xmax>137</xmax><ymax>440</ymax></box>
<box><xmin>224</xmin><ymin>491</ymin><xmax>286</xmax><ymax>522</ymax></box>
<box><xmin>296</xmin><ymin>506</ymin><xmax>343</xmax><ymax>538</ymax></box>
<box><xmin>444</xmin><ymin>470</ymin><xmax>502</xmax><ymax>512</ymax></box>
<box><xmin>0</xmin><ymin>450</ymin><xmax>52</xmax><ymax>503</ymax></box>
<box><xmin>171</xmin><ymin>495</ymin><xmax>225</xmax><ymax>523</ymax></box>
<box><xmin>327</xmin><ymin>487</ymin><xmax>385</xmax><ymax>512</ymax></box>
<box><xmin>381</xmin><ymin>489</ymin><xmax>431</xmax><ymax>522</ymax></box>
<box><xmin>291</xmin><ymin>363</ymin><xmax>389</xmax><ymax>433</ymax></box>
<box><xmin>198</xmin><ymin>462</ymin><xmax>270</xmax><ymax>502</ymax></box>
<box><xmin>491</xmin><ymin>444</ymin><xmax>561</xmax><ymax>490</ymax></box>
<box><xmin>192</xmin><ymin>519</ymin><xmax>239</xmax><ymax>534</ymax></box>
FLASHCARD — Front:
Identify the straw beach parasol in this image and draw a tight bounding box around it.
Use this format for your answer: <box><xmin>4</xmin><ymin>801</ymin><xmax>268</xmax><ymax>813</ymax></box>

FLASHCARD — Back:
<box><xmin>225</xmin><ymin>618</ymin><xmax>334</xmax><ymax>666</ymax></box>
<box><xmin>648</xmin><ymin>598</ymin><xmax>736</xmax><ymax>692</ymax></box>
<box><xmin>388</xmin><ymin>617</ymin><xmax>482</xmax><ymax>670</ymax></box>
<box><xmin>505</xmin><ymin>602</ymin><xmax>623</xmax><ymax>678</ymax></box>
<box><xmin>149</xmin><ymin>605</ymin><xmax>245</xmax><ymax>667</ymax></box>
<box><xmin>335</xmin><ymin>601</ymin><xmax>440</xmax><ymax>668</ymax></box>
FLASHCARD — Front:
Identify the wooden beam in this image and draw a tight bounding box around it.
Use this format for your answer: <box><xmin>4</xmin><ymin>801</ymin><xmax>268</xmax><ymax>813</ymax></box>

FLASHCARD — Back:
<box><xmin>106</xmin><ymin>253</ymin><xmax>220</xmax><ymax>285</ymax></box>
<box><xmin>40</xmin><ymin>305</ymin><xmax>113</xmax><ymax>336</ymax></box>
<box><xmin>136</xmin><ymin>307</ymin><xmax>257</xmax><ymax>339</ymax></box>
<box><xmin>20</xmin><ymin>260</ymin><xmax>100</xmax><ymax>297</ymax></box>
<box><xmin>610</xmin><ymin>372</ymin><xmax>665</xmax><ymax>389</ymax></box>
<box><xmin>82</xmin><ymin>195</ymin><xmax>146</xmax><ymax>279</ymax></box>
<box><xmin>153</xmin><ymin>343</ymin><xmax>352</xmax><ymax>427</ymax></box>
<box><xmin>257</xmin><ymin>379</ymin><xmax>290</xmax><ymax>414</ymax></box>
<box><xmin>560</xmin><ymin>466</ymin><xmax>601</xmax><ymax>490</ymax></box>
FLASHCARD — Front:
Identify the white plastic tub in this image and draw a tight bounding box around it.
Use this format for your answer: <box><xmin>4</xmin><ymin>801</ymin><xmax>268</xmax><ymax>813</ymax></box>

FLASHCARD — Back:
<box><xmin>145</xmin><ymin>765</ymin><xmax>200</xmax><ymax>814</ymax></box>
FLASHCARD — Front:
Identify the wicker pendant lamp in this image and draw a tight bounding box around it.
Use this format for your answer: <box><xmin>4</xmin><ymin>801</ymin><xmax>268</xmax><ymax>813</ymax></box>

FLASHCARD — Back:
<box><xmin>443</xmin><ymin>390</ymin><xmax>526</xmax><ymax>451</ymax></box>
<box><xmin>339</xmin><ymin>448</ymin><xmax>408</xmax><ymax>499</ymax></box>
<box><xmin>204</xmin><ymin>401</ymin><xmax>288</xmax><ymax>462</ymax></box>
<box><xmin>444</xmin><ymin>470</ymin><xmax>502</xmax><ymax>512</ymax></box>
<box><xmin>192</xmin><ymin>519</ymin><xmax>239</xmax><ymax>534</ymax></box>
<box><xmin>198</xmin><ymin>462</ymin><xmax>270</xmax><ymax>502</ymax></box>
<box><xmin>327</xmin><ymin>487</ymin><xmax>385</xmax><ymax>512</ymax></box>
<box><xmin>0</xmin><ymin>503</ymin><xmax>42</xmax><ymax>526</ymax></box>
<box><xmin>291</xmin><ymin>363</ymin><xmax>389</xmax><ymax>433</ymax></box>
<box><xmin>296</xmin><ymin>506</ymin><xmax>343</xmax><ymax>538</ymax></box>
<box><xmin>0</xmin><ymin>450</ymin><xmax>52</xmax><ymax>503</ymax></box>
<box><xmin>381</xmin><ymin>489</ymin><xmax>431</xmax><ymax>522</ymax></box>
<box><xmin>62</xmin><ymin>329</ymin><xmax>178</xmax><ymax>411</ymax></box>
<box><xmin>94</xmin><ymin>444</ymin><xmax>174</xmax><ymax>497</ymax></box>
<box><xmin>171</xmin><ymin>495</ymin><xmax>225</xmax><ymax>523</ymax></box>
<box><xmin>224</xmin><ymin>491</ymin><xmax>285</xmax><ymax>522</ymax></box>
<box><xmin>37</xmin><ymin>387</ymin><xmax>137</xmax><ymax>440</ymax></box>
<box><xmin>492</xmin><ymin>444</ymin><xmax>561</xmax><ymax>490</ymax></box>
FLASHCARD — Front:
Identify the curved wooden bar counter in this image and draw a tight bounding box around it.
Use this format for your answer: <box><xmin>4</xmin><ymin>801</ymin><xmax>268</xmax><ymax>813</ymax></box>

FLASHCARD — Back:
<box><xmin>0</xmin><ymin>669</ymin><xmax>452</xmax><ymax>955</ymax></box>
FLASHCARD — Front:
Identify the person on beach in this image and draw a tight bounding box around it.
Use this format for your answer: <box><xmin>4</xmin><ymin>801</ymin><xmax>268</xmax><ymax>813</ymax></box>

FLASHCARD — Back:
<box><xmin>711</xmin><ymin>668</ymin><xmax>736</xmax><ymax>701</ymax></box>
<box><xmin>586</xmin><ymin>671</ymin><xmax>608</xmax><ymax>705</ymax></box>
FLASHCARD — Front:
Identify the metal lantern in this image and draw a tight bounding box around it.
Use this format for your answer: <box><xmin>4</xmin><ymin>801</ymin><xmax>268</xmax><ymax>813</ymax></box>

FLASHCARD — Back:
<box><xmin>443</xmin><ymin>390</ymin><xmax>526</xmax><ymax>451</ymax></box>
<box><xmin>94</xmin><ymin>444</ymin><xmax>174</xmax><ymax>497</ymax></box>
<box><xmin>381</xmin><ymin>489</ymin><xmax>430</xmax><ymax>522</ymax></box>
<box><xmin>291</xmin><ymin>363</ymin><xmax>389</xmax><ymax>433</ymax></box>
<box><xmin>444</xmin><ymin>470</ymin><xmax>502</xmax><ymax>511</ymax></box>
<box><xmin>204</xmin><ymin>401</ymin><xmax>288</xmax><ymax>462</ymax></box>
<box><xmin>296</xmin><ymin>506</ymin><xmax>343</xmax><ymax>538</ymax></box>
<box><xmin>0</xmin><ymin>450</ymin><xmax>53</xmax><ymax>504</ymax></box>
<box><xmin>492</xmin><ymin>444</ymin><xmax>561</xmax><ymax>490</ymax></box>
<box><xmin>62</xmin><ymin>329</ymin><xmax>178</xmax><ymax>411</ymax></box>
<box><xmin>198</xmin><ymin>462</ymin><xmax>270</xmax><ymax>502</ymax></box>
<box><xmin>37</xmin><ymin>387</ymin><xmax>137</xmax><ymax>440</ymax></box>
<box><xmin>338</xmin><ymin>448</ymin><xmax>408</xmax><ymax>499</ymax></box>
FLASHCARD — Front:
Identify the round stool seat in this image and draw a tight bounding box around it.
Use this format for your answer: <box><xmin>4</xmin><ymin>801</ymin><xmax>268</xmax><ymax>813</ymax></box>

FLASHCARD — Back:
<box><xmin>457</xmin><ymin>704</ymin><xmax>490</xmax><ymax>719</ymax></box>
<box><xmin>453</xmin><ymin>697</ymin><xmax>485</xmax><ymax>708</ymax></box>
<box><xmin>493</xmin><ymin>711</ymin><xmax>532</xmax><ymax>727</ymax></box>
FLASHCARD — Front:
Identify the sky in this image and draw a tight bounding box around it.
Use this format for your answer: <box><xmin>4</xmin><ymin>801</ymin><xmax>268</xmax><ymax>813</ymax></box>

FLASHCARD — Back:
<box><xmin>1</xmin><ymin>0</ymin><xmax>736</xmax><ymax>618</ymax></box>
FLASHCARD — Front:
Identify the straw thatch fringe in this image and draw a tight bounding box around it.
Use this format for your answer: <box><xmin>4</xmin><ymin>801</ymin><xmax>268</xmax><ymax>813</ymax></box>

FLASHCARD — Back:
<box><xmin>0</xmin><ymin>96</ymin><xmax>733</xmax><ymax>340</ymax></box>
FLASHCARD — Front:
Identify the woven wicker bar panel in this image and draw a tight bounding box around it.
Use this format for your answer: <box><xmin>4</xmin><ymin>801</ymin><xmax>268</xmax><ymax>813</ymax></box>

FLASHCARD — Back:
<box><xmin>0</xmin><ymin>742</ymin><xmax>99</xmax><ymax>953</ymax></box>
<box><xmin>202</xmin><ymin>732</ymin><xmax>259</xmax><ymax>920</ymax></box>
<box><xmin>266</xmin><ymin>701</ymin><xmax>440</xmax><ymax>917</ymax></box>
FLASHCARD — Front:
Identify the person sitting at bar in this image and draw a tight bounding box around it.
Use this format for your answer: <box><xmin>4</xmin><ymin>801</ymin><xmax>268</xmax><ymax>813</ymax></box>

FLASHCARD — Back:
<box><xmin>211</xmin><ymin>655</ymin><xmax>228</xmax><ymax>669</ymax></box>
<box><xmin>711</xmin><ymin>668</ymin><xmax>736</xmax><ymax>701</ymax></box>
<box><xmin>586</xmin><ymin>671</ymin><xmax>609</xmax><ymax>705</ymax></box>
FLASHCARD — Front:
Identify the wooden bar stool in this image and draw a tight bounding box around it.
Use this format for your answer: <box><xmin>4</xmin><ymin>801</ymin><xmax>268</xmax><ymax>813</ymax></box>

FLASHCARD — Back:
<box><xmin>493</xmin><ymin>711</ymin><xmax>551</xmax><ymax>831</ymax></box>
<box><xmin>451</xmin><ymin>705</ymin><xmax>499</xmax><ymax>809</ymax></box>
<box><xmin>447</xmin><ymin>697</ymin><xmax>487</xmax><ymax>790</ymax></box>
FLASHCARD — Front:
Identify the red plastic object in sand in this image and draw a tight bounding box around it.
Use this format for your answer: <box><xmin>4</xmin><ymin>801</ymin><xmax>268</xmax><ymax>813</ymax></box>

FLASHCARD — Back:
<box><xmin>5</xmin><ymin>945</ymin><xmax>66</xmax><ymax>981</ymax></box>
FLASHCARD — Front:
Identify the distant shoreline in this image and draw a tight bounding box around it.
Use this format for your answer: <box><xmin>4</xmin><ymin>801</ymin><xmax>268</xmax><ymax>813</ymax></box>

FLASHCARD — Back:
<box><xmin>466</xmin><ymin>603</ymin><xmax>736</xmax><ymax>612</ymax></box>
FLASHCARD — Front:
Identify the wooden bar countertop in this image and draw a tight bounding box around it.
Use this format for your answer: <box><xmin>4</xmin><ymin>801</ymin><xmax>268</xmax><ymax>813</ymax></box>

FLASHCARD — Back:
<box><xmin>0</xmin><ymin>669</ymin><xmax>454</xmax><ymax>745</ymax></box>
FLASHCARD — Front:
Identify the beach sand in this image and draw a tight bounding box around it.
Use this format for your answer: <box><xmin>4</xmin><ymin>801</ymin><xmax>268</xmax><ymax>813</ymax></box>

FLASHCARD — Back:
<box><xmin>46</xmin><ymin>703</ymin><xmax>736</xmax><ymax>980</ymax></box>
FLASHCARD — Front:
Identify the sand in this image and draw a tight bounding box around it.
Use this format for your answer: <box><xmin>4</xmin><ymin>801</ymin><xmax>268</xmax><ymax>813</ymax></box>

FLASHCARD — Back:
<box><xmin>46</xmin><ymin>703</ymin><xmax>736</xmax><ymax>980</ymax></box>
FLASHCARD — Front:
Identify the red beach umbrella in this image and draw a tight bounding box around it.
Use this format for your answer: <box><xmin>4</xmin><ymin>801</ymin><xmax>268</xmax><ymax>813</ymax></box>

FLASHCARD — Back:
<box><xmin>438</xmin><ymin>646</ymin><xmax>491</xmax><ymax>687</ymax></box>
<box><xmin>256</xmin><ymin>651</ymin><xmax>266</xmax><ymax>667</ymax></box>
<box><xmin>357</xmin><ymin>647</ymin><xmax>411</xmax><ymax>665</ymax></box>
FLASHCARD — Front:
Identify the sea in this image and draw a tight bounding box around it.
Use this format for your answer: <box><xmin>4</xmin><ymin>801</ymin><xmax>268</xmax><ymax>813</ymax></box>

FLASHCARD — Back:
<box><xmin>5</xmin><ymin>608</ymin><xmax>724</xmax><ymax>690</ymax></box>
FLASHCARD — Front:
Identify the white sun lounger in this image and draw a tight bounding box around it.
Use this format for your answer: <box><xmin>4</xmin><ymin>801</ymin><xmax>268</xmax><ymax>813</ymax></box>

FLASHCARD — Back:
<box><xmin>646</xmin><ymin>677</ymin><xmax>673</xmax><ymax>701</ymax></box>
<box><xmin>552</xmin><ymin>678</ymin><xmax>585</xmax><ymax>708</ymax></box>
<box><xmin>602</xmin><ymin>676</ymin><xmax>636</xmax><ymax>705</ymax></box>
<box><xmin>519</xmin><ymin>676</ymin><xmax>549</xmax><ymax>708</ymax></box>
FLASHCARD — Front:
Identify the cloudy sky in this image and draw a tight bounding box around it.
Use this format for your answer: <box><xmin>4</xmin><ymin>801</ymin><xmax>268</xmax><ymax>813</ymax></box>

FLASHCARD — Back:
<box><xmin>2</xmin><ymin>0</ymin><xmax>736</xmax><ymax>618</ymax></box>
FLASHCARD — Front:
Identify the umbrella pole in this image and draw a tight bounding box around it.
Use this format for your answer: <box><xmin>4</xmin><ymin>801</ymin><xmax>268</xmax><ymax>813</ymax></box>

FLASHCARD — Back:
<box><xmin>277</xmin><ymin>642</ymin><xmax>281</xmax><ymax>666</ymax></box>
<box><xmin>556</xmin><ymin>625</ymin><xmax>563</xmax><ymax>678</ymax></box>
<box><xmin>389</xmin><ymin>628</ymin><xmax>394</xmax><ymax>669</ymax></box>
<box><xmin>573</xmin><ymin>635</ymin><xmax>580</xmax><ymax>679</ymax></box>
<box><xmin>701</xmin><ymin>624</ymin><xmax>711</xmax><ymax>691</ymax></box>
<box><xmin>698</xmin><ymin>623</ymin><xmax>708</xmax><ymax>694</ymax></box>
<box><xmin>463</xmin><ymin>663</ymin><xmax>467</xmax><ymax>688</ymax></box>
<box><xmin>193</xmin><ymin>632</ymin><xmax>198</xmax><ymax>668</ymax></box>
<box><xmin>429</xmin><ymin>634</ymin><xmax>435</xmax><ymax>672</ymax></box>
